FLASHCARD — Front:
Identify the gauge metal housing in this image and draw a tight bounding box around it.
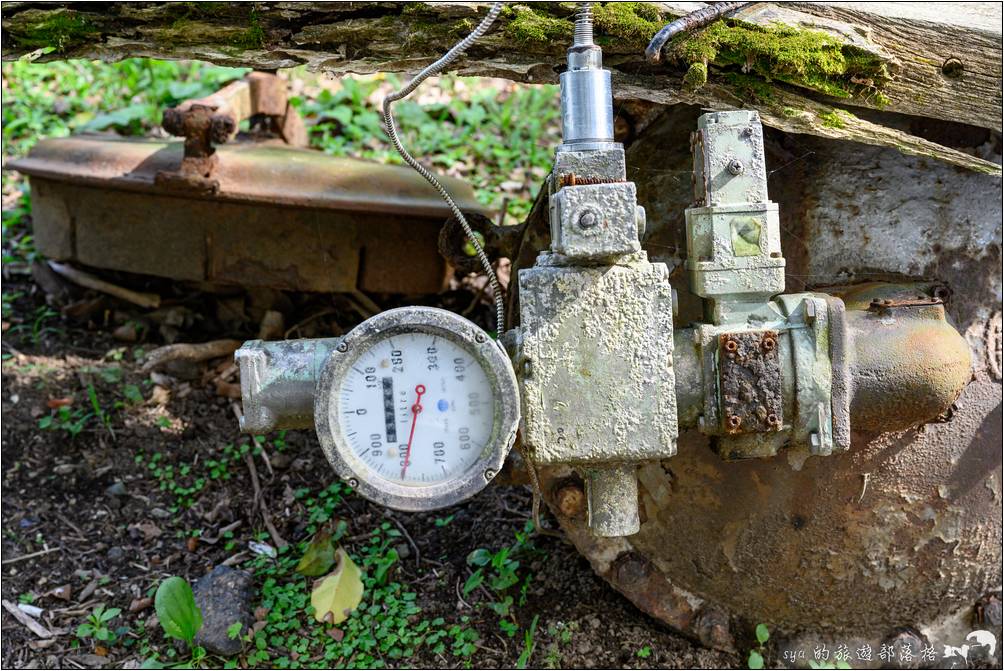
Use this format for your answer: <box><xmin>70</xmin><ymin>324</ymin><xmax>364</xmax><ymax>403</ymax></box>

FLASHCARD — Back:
<box><xmin>314</xmin><ymin>307</ymin><xmax>520</xmax><ymax>511</ymax></box>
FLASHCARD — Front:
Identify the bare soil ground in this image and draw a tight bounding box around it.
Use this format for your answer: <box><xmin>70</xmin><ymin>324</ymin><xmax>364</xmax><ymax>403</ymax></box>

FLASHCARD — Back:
<box><xmin>1</xmin><ymin>267</ymin><xmax>737</xmax><ymax>669</ymax></box>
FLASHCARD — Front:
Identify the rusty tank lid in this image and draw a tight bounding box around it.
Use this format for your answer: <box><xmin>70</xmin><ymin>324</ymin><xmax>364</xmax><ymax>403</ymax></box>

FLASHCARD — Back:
<box><xmin>7</xmin><ymin>134</ymin><xmax>490</xmax><ymax>219</ymax></box>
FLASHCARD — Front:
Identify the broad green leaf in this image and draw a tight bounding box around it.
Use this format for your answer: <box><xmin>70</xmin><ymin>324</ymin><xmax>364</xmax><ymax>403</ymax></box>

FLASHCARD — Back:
<box><xmin>100</xmin><ymin>607</ymin><xmax>122</xmax><ymax>622</ymax></box>
<box><xmin>748</xmin><ymin>650</ymin><xmax>764</xmax><ymax>669</ymax></box>
<box><xmin>466</xmin><ymin>548</ymin><xmax>492</xmax><ymax>567</ymax></box>
<box><xmin>226</xmin><ymin>621</ymin><xmax>243</xmax><ymax>640</ymax></box>
<box><xmin>76</xmin><ymin>623</ymin><xmax>95</xmax><ymax>638</ymax></box>
<box><xmin>155</xmin><ymin>576</ymin><xmax>203</xmax><ymax>645</ymax></box>
<box><xmin>296</xmin><ymin>528</ymin><xmax>336</xmax><ymax>577</ymax></box>
<box><xmin>310</xmin><ymin>548</ymin><xmax>363</xmax><ymax>625</ymax></box>
<box><xmin>462</xmin><ymin>569</ymin><xmax>484</xmax><ymax>596</ymax></box>
<box><xmin>755</xmin><ymin>623</ymin><xmax>770</xmax><ymax>644</ymax></box>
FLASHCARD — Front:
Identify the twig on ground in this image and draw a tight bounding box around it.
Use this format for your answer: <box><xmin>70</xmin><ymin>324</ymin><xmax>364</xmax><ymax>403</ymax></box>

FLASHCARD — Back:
<box><xmin>141</xmin><ymin>339</ymin><xmax>241</xmax><ymax>373</ymax></box>
<box><xmin>243</xmin><ymin>453</ymin><xmax>287</xmax><ymax>548</ymax></box>
<box><xmin>47</xmin><ymin>261</ymin><xmax>161</xmax><ymax>309</ymax></box>
<box><xmin>1</xmin><ymin>546</ymin><xmax>61</xmax><ymax>564</ymax></box>
<box><xmin>2</xmin><ymin>600</ymin><xmax>53</xmax><ymax>638</ymax></box>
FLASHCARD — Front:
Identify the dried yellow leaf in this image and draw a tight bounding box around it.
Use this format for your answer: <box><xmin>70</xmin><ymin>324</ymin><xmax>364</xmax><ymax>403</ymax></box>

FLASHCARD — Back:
<box><xmin>310</xmin><ymin>548</ymin><xmax>363</xmax><ymax>625</ymax></box>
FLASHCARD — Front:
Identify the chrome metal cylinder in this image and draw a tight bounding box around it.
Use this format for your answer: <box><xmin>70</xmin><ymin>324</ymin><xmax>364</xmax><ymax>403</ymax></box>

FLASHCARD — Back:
<box><xmin>560</xmin><ymin>67</ymin><xmax>614</xmax><ymax>146</ymax></box>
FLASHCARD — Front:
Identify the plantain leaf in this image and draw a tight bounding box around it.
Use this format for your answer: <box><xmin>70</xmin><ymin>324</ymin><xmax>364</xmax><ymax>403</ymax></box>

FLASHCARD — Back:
<box><xmin>154</xmin><ymin>576</ymin><xmax>203</xmax><ymax>645</ymax></box>
<box><xmin>296</xmin><ymin>527</ymin><xmax>336</xmax><ymax>577</ymax></box>
<box><xmin>310</xmin><ymin>548</ymin><xmax>363</xmax><ymax>625</ymax></box>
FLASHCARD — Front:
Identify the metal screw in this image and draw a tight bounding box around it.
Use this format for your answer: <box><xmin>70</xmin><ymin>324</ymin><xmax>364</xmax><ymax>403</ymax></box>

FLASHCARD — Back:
<box><xmin>475</xmin><ymin>332</ymin><xmax>487</xmax><ymax>343</ymax></box>
<box><xmin>724</xmin><ymin>339</ymin><xmax>738</xmax><ymax>353</ymax></box>
<box><xmin>484</xmin><ymin>469</ymin><xmax>496</xmax><ymax>481</ymax></box>
<box><xmin>727</xmin><ymin>159</ymin><xmax>744</xmax><ymax>176</ymax></box>
<box><xmin>522</xmin><ymin>359</ymin><xmax>532</xmax><ymax>377</ymax></box>
<box><xmin>348</xmin><ymin>477</ymin><xmax>359</xmax><ymax>488</ymax></box>
<box><xmin>336</xmin><ymin>342</ymin><xmax>348</xmax><ymax>352</ymax></box>
<box><xmin>578</xmin><ymin>210</ymin><xmax>598</xmax><ymax>229</ymax></box>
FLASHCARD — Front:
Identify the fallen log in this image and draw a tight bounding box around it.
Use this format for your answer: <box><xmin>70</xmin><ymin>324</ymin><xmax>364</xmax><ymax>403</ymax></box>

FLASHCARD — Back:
<box><xmin>2</xmin><ymin>2</ymin><xmax>1000</xmax><ymax>173</ymax></box>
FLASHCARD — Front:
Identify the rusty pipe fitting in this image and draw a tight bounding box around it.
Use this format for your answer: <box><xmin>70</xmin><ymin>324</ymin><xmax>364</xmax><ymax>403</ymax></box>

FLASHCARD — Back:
<box><xmin>845</xmin><ymin>304</ymin><xmax>972</xmax><ymax>432</ymax></box>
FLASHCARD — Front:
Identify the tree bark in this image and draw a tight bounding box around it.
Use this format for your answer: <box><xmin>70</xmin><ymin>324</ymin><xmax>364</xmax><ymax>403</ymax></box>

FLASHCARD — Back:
<box><xmin>2</xmin><ymin>2</ymin><xmax>1001</xmax><ymax>174</ymax></box>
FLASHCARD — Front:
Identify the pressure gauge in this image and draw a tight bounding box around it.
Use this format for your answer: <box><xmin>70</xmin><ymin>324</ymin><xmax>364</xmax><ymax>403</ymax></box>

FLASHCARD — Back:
<box><xmin>314</xmin><ymin>307</ymin><xmax>519</xmax><ymax>512</ymax></box>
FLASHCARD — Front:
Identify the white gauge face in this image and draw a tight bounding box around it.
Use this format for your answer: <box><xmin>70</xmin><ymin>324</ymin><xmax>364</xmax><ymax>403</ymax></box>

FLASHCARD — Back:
<box><xmin>336</xmin><ymin>332</ymin><xmax>495</xmax><ymax>487</ymax></box>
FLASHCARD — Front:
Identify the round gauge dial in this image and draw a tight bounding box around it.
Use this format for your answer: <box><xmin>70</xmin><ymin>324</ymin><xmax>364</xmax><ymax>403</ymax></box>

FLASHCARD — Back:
<box><xmin>314</xmin><ymin>307</ymin><xmax>519</xmax><ymax>511</ymax></box>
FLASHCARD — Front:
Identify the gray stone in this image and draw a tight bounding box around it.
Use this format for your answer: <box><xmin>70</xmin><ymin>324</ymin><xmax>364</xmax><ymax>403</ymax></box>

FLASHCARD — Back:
<box><xmin>192</xmin><ymin>565</ymin><xmax>253</xmax><ymax>656</ymax></box>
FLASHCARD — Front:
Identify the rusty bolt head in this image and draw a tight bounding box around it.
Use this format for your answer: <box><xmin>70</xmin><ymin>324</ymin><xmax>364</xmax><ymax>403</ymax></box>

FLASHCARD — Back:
<box><xmin>762</xmin><ymin>336</ymin><xmax>776</xmax><ymax>352</ymax></box>
<box><xmin>728</xmin><ymin>415</ymin><xmax>742</xmax><ymax>429</ymax></box>
<box><xmin>727</xmin><ymin>159</ymin><xmax>744</xmax><ymax>176</ymax></box>
<box><xmin>614</xmin><ymin>552</ymin><xmax>651</xmax><ymax>586</ymax></box>
<box><xmin>766</xmin><ymin>413</ymin><xmax>779</xmax><ymax>426</ymax></box>
<box><xmin>554</xmin><ymin>484</ymin><xmax>585</xmax><ymax>517</ymax></box>
<box><xmin>724</xmin><ymin>339</ymin><xmax>738</xmax><ymax>353</ymax></box>
<box><xmin>210</xmin><ymin>115</ymin><xmax>236</xmax><ymax>144</ymax></box>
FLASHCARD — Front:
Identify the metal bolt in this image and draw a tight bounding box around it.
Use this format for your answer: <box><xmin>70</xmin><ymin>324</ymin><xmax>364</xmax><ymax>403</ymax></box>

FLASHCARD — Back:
<box><xmin>555</xmin><ymin>483</ymin><xmax>586</xmax><ymax>517</ymax></box>
<box><xmin>578</xmin><ymin>210</ymin><xmax>598</xmax><ymax>229</ymax></box>
<box><xmin>762</xmin><ymin>336</ymin><xmax>776</xmax><ymax>352</ymax></box>
<box><xmin>727</xmin><ymin>159</ymin><xmax>744</xmax><ymax>176</ymax></box>
<box><xmin>766</xmin><ymin>413</ymin><xmax>779</xmax><ymax>426</ymax></box>
<box><xmin>522</xmin><ymin>359</ymin><xmax>532</xmax><ymax>377</ymax></box>
<box><xmin>336</xmin><ymin>342</ymin><xmax>348</xmax><ymax>352</ymax></box>
<box><xmin>724</xmin><ymin>339</ymin><xmax>739</xmax><ymax>353</ymax></box>
<box><xmin>942</xmin><ymin>57</ymin><xmax>964</xmax><ymax>79</ymax></box>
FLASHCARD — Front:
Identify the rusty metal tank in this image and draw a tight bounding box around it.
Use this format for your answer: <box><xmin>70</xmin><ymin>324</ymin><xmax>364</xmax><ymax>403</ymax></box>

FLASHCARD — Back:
<box><xmin>525</xmin><ymin>106</ymin><xmax>1003</xmax><ymax>657</ymax></box>
<box><xmin>8</xmin><ymin>73</ymin><xmax>489</xmax><ymax>296</ymax></box>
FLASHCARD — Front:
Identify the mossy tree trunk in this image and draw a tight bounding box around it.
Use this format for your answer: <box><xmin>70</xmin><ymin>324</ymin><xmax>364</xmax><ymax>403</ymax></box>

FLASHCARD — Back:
<box><xmin>2</xmin><ymin>2</ymin><xmax>1001</xmax><ymax>173</ymax></box>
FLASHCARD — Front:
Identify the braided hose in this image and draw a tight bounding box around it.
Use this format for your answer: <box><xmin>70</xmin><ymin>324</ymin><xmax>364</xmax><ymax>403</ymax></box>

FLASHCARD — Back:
<box><xmin>645</xmin><ymin>1</ymin><xmax>751</xmax><ymax>63</ymax></box>
<box><xmin>382</xmin><ymin>2</ymin><xmax>506</xmax><ymax>336</ymax></box>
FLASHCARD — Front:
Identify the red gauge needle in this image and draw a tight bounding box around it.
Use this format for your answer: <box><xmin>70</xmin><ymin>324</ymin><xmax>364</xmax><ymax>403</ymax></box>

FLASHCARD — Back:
<box><xmin>400</xmin><ymin>384</ymin><xmax>426</xmax><ymax>479</ymax></box>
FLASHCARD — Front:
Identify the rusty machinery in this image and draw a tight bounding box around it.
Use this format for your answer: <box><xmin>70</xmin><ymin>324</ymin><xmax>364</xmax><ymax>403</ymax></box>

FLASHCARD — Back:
<box><xmin>232</xmin><ymin>4</ymin><xmax>971</xmax><ymax>542</ymax></box>
<box><xmin>11</xmin><ymin>1</ymin><xmax>991</xmax><ymax>655</ymax></box>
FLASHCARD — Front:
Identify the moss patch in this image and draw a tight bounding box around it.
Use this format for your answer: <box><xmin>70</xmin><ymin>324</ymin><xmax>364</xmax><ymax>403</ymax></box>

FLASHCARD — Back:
<box><xmin>502</xmin><ymin>5</ymin><xmax>573</xmax><ymax>45</ymax></box>
<box><xmin>592</xmin><ymin>2</ymin><xmax>664</xmax><ymax>48</ymax></box>
<box><xmin>12</xmin><ymin>10</ymin><xmax>99</xmax><ymax>52</ymax></box>
<box><xmin>818</xmin><ymin>108</ymin><xmax>856</xmax><ymax>129</ymax></box>
<box><xmin>232</xmin><ymin>5</ymin><xmax>265</xmax><ymax>50</ymax></box>
<box><xmin>683</xmin><ymin>62</ymin><xmax>708</xmax><ymax>91</ymax></box>
<box><xmin>670</xmin><ymin>19</ymin><xmax>889</xmax><ymax>101</ymax></box>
